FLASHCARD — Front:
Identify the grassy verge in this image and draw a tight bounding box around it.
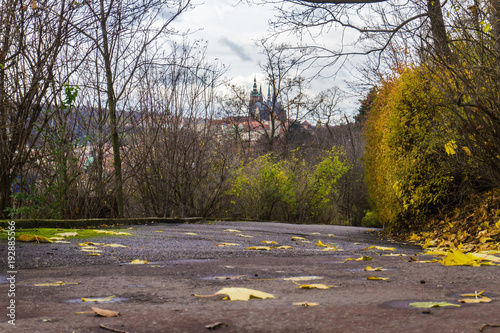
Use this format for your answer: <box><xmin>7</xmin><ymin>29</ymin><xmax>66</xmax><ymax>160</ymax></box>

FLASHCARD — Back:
<box><xmin>0</xmin><ymin>227</ymin><xmax>134</xmax><ymax>240</ymax></box>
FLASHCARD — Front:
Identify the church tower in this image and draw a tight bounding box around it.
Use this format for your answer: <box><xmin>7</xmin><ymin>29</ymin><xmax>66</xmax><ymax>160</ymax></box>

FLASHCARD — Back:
<box><xmin>249</xmin><ymin>76</ymin><xmax>263</xmax><ymax>119</ymax></box>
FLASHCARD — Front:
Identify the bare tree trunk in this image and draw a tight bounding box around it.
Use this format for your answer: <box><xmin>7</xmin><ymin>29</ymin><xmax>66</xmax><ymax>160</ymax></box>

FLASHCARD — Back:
<box><xmin>427</xmin><ymin>0</ymin><xmax>452</xmax><ymax>60</ymax></box>
<box><xmin>492</xmin><ymin>0</ymin><xmax>500</xmax><ymax>77</ymax></box>
<box><xmin>99</xmin><ymin>0</ymin><xmax>124</xmax><ymax>217</ymax></box>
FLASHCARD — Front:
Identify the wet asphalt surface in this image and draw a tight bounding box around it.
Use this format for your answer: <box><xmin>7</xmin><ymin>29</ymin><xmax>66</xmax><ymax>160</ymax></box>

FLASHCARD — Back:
<box><xmin>1</xmin><ymin>221</ymin><xmax>499</xmax><ymax>333</ymax></box>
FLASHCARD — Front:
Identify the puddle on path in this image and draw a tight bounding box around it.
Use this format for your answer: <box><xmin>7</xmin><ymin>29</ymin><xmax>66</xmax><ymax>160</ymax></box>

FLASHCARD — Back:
<box><xmin>384</xmin><ymin>300</ymin><xmax>459</xmax><ymax>309</ymax></box>
<box><xmin>64</xmin><ymin>296</ymin><xmax>129</xmax><ymax>304</ymax></box>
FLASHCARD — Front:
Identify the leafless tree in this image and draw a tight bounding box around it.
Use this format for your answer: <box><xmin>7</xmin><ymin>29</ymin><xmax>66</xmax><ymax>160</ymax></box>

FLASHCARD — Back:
<box><xmin>71</xmin><ymin>0</ymin><xmax>193</xmax><ymax>217</ymax></box>
<box><xmin>0</xmin><ymin>0</ymin><xmax>79</xmax><ymax>218</ymax></box>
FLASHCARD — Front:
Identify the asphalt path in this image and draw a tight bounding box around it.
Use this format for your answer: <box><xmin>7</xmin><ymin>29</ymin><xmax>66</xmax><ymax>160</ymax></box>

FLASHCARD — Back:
<box><xmin>1</xmin><ymin>221</ymin><xmax>499</xmax><ymax>333</ymax></box>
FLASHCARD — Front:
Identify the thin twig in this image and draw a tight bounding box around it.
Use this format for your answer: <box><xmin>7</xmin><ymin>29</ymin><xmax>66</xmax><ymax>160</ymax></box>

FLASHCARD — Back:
<box><xmin>480</xmin><ymin>324</ymin><xmax>500</xmax><ymax>332</ymax></box>
<box><xmin>99</xmin><ymin>324</ymin><xmax>130</xmax><ymax>333</ymax></box>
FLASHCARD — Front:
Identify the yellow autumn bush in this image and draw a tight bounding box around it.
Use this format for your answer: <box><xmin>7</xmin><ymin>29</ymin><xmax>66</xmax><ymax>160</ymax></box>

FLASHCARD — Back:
<box><xmin>364</xmin><ymin>67</ymin><xmax>458</xmax><ymax>231</ymax></box>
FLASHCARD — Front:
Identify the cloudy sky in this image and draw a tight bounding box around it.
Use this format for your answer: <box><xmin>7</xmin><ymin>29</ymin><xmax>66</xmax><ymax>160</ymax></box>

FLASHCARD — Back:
<box><xmin>172</xmin><ymin>0</ymin><xmax>363</xmax><ymax>115</ymax></box>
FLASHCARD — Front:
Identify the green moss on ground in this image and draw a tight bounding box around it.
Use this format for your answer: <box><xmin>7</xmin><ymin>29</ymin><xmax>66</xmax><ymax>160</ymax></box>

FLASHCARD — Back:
<box><xmin>0</xmin><ymin>228</ymin><xmax>133</xmax><ymax>240</ymax></box>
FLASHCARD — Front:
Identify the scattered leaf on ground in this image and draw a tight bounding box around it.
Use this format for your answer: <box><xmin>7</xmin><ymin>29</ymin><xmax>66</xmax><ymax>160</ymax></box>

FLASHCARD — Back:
<box><xmin>130</xmin><ymin>259</ymin><xmax>149</xmax><ymax>264</ymax></box>
<box><xmin>92</xmin><ymin>230</ymin><xmax>132</xmax><ymax>236</ymax></box>
<box><xmin>81</xmin><ymin>296</ymin><xmax>116</xmax><ymax>302</ymax></box>
<box><xmin>345</xmin><ymin>256</ymin><xmax>373</xmax><ymax>262</ymax></box>
<box><xmin>315</xmin><ymin>240</ymin><xmax>327</xmax><ymax>247</ymax></box>
<box><xmin>53</xmin><ymin>241</ymin><xmax>71</xmax><ymax>244</ymax></box>
<box><xmin>155</xmin><ymin>231</ymin><xmax>163</xmax><ymax>233</ymax></box>
<box><xmin>291</xmin><ymin>236</ymin><xmax>306</xmax><ymax>240</ymax></box>
<box><xmin>364</xmin><ymin>246</ymin><xmax>396</xmax><ymax>251</ymax></box>
<box><xmin>34</xmin><ymin>281</ymin><xmax>78</xmax><ymax>286</ymax></box>
<box><xmin>55</xmin><ymin>232</ymin><xmax>78</xmax><ymax>237</ymax></box>
<box><xmin>104</xmin><ymin>244</ymin><xmax>127</xmax><ymax>248</ymax></box>
<box><xmin>185</xmin><ymin>233</ymin><xmax>197</xmax><ymax>235</ymax></box>
<box><xmin>328</xmin><ymin>234</ymin><xmax>335</xmax><ymax>237</ymax></box>
<box><xmin>283</xmin><ymin>276</ymin><xmax>323</xmax><ymax>281</ymax></box>
<box><xmin>469</xmin><ymin>253</ymin><xmax>500</xmax><ymax>263</ymax></box>
<box><xmin>237</xmin><ymin>234</ymin><xmax>253</xmax><ymax>238</ymax></box>
<box><xmin>92</xmin><ymin>307</ymin><xmax>120</xmax><ymax>317</ymax></box>
<box><xmin>274</xmin><ymin>246</ymin><xmax>293</xmax><ymax>249</ymax></box>
<box><xmin>194</xmin><ymin>287</ymin><xmax>274</xmax><ymax>301</ymax></box>
<box><xmin>459</xmin><ymin>296</ymin><xmax>491</xmax><ymax>303</ymax></box>
<box><xmin>364</xmin><ymin>266</ymin><xmax>387</xmax><ymax>271</ymax></box>
<box><xmin>246</xmin><ymin>246</ymin><xmax>271</xmax><ymax>250</ymax></box>
<box><xmin>295</xmin><ymin>283</ymin><xmax>335</xmax><ymax>289</ymax></box>
<box><xmin>460</xmin><ymin>290</ymin><xmax>485</xmax><ymax>297</ymax></box>
<box><xmin>262</xmin><ymin>241</ymin><xmax>278</xmax><ymax>244</ymax></box>
<box><xmin>409</xmin><ymin>301</ymin><xmax>460</xmax><ymax>308</ymax></box>
<box><xmin>81</xmin><ymin>249</ymin><xmax>103</xmax><ymax>253</ymax></box>
<box><xmin>224</xmin><ymin>229</ymin><xmax>241</xmax><ymax>232</ymax></box>
<box><xmin>440</xmin><ymin>250</ymin><xmax>498</xmax><ymax>266</ymax></box>
<box><xmin>382</xmin><ymin>254</ymin><xmax>407</xmax><ymax>257</ymax></box>
<box><xmin>79</xmin><ymin>242</ymin><xmax>104</xmax><ymax>246</ymax></box>
<box><xmin>311</xmin><ymin>232</ymin><xmax>321</xmax><ymax>235</ymax></box>
<box><xmin>367</xmin><ymin>276</ymin><xmax>389</xmax><ymax>281</ymax></box>
<box><xmin>50</xmin><ymin>237</ymin><xmax>66</xmax><ymax>240</ymax></box>
<box><xmin>18</xmin><ymin>234</ymin><xmax>53</xmax><ymax>243</ymax></box>
<box><xmin>205</xmin><ymin>322</ymin><xmax>227</xmax><ymax>330</ymax></box>
<box><xmin>216</xmin><ymin>243</ymin><xmax>240</xmax><ymax>247</ymax></box>
<box><xmin>293</xmin><ymin>301</ymin><xmax>320</xmax><ymax>307</ymax></box>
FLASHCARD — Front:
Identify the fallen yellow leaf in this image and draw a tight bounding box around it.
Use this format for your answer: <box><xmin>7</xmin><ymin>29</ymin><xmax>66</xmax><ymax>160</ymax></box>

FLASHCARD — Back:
<box><xmin>55</xmin><ymin>232</ymin><xmax>78</xmax><ymax>237</ymax></box>
<box><xmin>382</xmin><ymin>254</ymin><xmax>407</xmax><ymax>257</ymax></box>
<box><xmin>34</xmin><ymin>281</ymin><xmax>78</xmax><ymax>286</ymax></box>
<box><xmin>364</xmin><ymin>246</ymin><xmax>396</xmax><ymax>251</ymax></box>
<box><xmin>311</xmin><ymin>232</ymin><xmax>321</xmax><ymax>235</ymax></box>
<box><xmin>296</xmin><ymin>283</ymin><xmax>335</xmax><ymax>289</ymax></box>
<box><xmin>410</xmin><ymin>301</ymin><xmax>460</xmax><ymax>308</ymax></box>
<box><xmin>328</xmin><ymin>234</ymin><xmax>335</xmax><ymax>237</ymax></box>
<box><xmin>246</xmin><ymin>246</ymin><xmax>271</xmax><ymax>250</ymax></box>
<box><xmin>224</xmin><ymin>229</ymin><xmax>241</xmax><ymax>232</ymax></box>
<box><xmin>194</xmin><ymin>287</ymin><xmax>274</xmax><ymax>301</ymax></box>
<box><xmin>78</xmin><ymin>242</ymin><xmax>104</xmax><ymax>246</ymax></box>
<box><xmin>216</xmin><ymin>243</ymin><xmax>240</xmax><ymax>247</ymax></box>
<box><xmin>103</xmin><ymin>244</ymin><xmax>127</xmax><ymax>248</ymax></box>
<box><xmin>458</xmin><ymin>296</ymin><xmax>491</xmax><ymax>304</ymax></box>
<box><xmin>262</xmin><ymin>240</ymin><xmax>278</xmax><ymax>244</ymax></box>
<box><xmin>274</xmin><ymin>246</ymin><xmax>293</xmax><ymax>249</ymax></box>
<box><xmin>469</xmin><ymin>253</ymin><xmax>500</xmax><ymax>263</ymax></box>
<box><xmin>130</xmin><ymin>259</ymin><xmax>149</xmax><ymax>264</ymax></box>
<box><xmin>364</xmin><ymin>266</ymin><xmax>387</xmax><ymax>271</ymax></box>
<box><xmin>440</xmin><ymin>250</ymin><xmax>498</xmax><ymax>266</ymax></box>
<box><xmin>283</xmin><ymin>276</ymin><xmax>323</xmax><ymax>281</ymax></box>
<box><xmin>236</xmin><ymin>234</ymin><xmax>253</xmax><ymax>238</ymax></box>
<box><xmin>460</xmin><ymin>290</ymin><xmax>485</xmax><ymax>297</ymax></box>
<box><xmin>367</xmin><ymin>276</ymin><xmax>389</xmax><ymax>281</ymax></box>
<box><xmin>291</xmin><ymin>236</ymin><xmax>306</xmax><ymax>240</ymax></box>
<box><xmin>92</xmin><ymin>307</ymin><xmax>120</xmax><ymax>317</ymax></box>
<box><xmin>345</xmin><ymin>256</ymin><xmax>373</xmax><ymax>262</ymax></box>
<box><xmin>185</xmin><ymin>232</ymin><xmax>197</xmax><ymax>235</ymax></box>
<box><xmin>315</xmin><ymin>240</ymin><xmax>327</xmax><ymax>247</ymax></box>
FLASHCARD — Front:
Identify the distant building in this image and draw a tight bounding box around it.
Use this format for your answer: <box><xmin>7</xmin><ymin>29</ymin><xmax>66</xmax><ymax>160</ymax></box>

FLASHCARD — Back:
<box><xmin>249</xmin><ymin>76</ymin><xmax>285</xmax><ymax>122</ymax></box>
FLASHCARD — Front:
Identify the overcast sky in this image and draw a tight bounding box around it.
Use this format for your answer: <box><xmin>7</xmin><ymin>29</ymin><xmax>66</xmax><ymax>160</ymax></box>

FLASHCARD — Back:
<box><xmin>172</xmin><ymin>0</ymin><xmax>363</xmax><ymax>116</ymax></box>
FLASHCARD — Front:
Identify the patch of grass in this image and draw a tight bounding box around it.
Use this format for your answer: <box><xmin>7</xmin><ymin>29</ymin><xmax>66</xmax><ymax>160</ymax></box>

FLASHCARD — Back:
<box><xmin>0</xmin><ymin>228</ymin><xmax>133</xmax><ymax>240</ymax></box>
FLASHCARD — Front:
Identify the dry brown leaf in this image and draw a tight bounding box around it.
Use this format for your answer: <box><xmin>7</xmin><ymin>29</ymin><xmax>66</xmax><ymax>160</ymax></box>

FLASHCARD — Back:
<box><xmin>292</xmin><ymin>301</ymin><xmax>320</xmax><ymax>307</ymax></box>
<box><xmin>92</xmin><ymin>307</ymin><xmax>120</xmax><ymax>317</ymax></box>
